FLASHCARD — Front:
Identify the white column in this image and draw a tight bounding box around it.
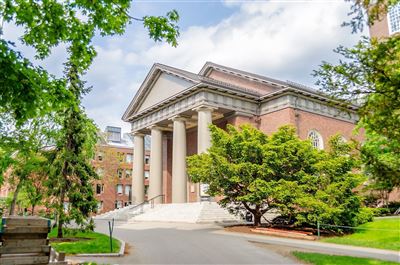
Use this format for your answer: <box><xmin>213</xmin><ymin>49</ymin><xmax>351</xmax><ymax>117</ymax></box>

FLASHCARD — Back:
<box><xmin>196</xmin><ymin>106</ymin><xmax>214</xmax><ymax>201</ymax></box>
<box><xmin>197</xmin><ymin>106</ymin><xmax>214</xmax><ymax>153</ymax></box>
<box><xmin>171</xmin><ymin>116</ymin><xmax>187</xmax><ymax>203</ymax></box>
<box><xmin>148</xmin><ymin>126</ymin><xmax>163</xmax><ymax>203</ymax></box>
<box><xmin>132</xmin><ymin>132</ymin><xmax>145</xmax><ymax>204</ymax></box>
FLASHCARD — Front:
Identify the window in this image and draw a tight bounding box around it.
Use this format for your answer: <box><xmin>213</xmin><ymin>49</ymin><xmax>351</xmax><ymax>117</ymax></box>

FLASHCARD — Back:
<box><xmin>308</xmin><ymin>130</ymin><xmax>324</xmax><ymax>150</ymax></box>
<box><xmin>96</xmin><ymin>168</ymin><xmax>104</xmax><ymax>177</ymax></box>
<box><xmin>126</xmin><ymin>153</ymin><xmax>133</xmax><ymax>163</ymax></box>
<box><xmin>144</xmin><ymin>185</ymin><xmax>149</xmax><ymax>195</ymax></box>
<box><xmin>63</xmin><ymin>202</ymin><xmax>69</xmax><ymax>212</ymax></box>
<box><xmin>96</xmin><ymin>184</ymin><xmax>104</xmax><ymax>194</ymax></box>
<box><xmin>125</xmin><ymin>185</ymin><xmax>131</xmax><ymax>196</ymax></box>
<box><xmin>97</xmin><ymin>152</ymin><xmax>103</xmax><ymax>161</ymax></box>
<box><xmin>388</xmin><ymin>3</ymin><xmax>400</xmax><ymax>34</ymax></box>
<box><xmin>117</xmin><ymin>169</ymin><xmax>123</xmax><ymax>178</ymax></box>
<box><xmin>116</xmin><ymin>184</ymin><xmax>123</xmax><ymax>194</ymax></box>
<box><xmin>144</xmin><ymin>171</ymin><xmax>150</xmax><ymax>179</ymax></box>
<box><xmin>97</xmin><ymin>201</ymin><xmax>103</xmax><ymax>211</ymax></box>
<box><xmin>125</xmin><ymin>169</ymin><xmax>132</xmax><ymax>178</ymax></box>
<box><xmin>115</xmin><ymin>200</ymin><xmax>123</xmax><ymax>209</ymax></box>
<box><xmin>145</xmin><ymin>155</ymin><xmax>150</xmax><ymax>164</ymax></box>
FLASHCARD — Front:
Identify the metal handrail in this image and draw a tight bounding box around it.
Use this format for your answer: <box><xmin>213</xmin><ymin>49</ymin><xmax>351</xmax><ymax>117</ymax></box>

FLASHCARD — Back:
<box><xmin>129</xmin><ymin>194</ymin><xmax>165</xmax><ymax>214</ymax></box>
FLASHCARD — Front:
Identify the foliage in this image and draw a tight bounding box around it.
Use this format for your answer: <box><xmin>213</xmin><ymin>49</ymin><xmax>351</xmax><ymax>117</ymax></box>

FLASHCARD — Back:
<box><xmin>0</xmin><ymin>114</ymin><xmax>55</xmax><ymax>215</ymax></box>
<box><xmin>0</xmin><ymin>40</ymin><xmax>69</xmax><ymax>125</ymax></box>
<box><xmin>322</xmin><ymin>217</ymin><xmax>400</xmax><ymax>251</ymax></box>
<box><xmin>1</xmin><ymin>0</ymin><xmax>180</xmax><ymax>237</ymax></box>
<box><xmin>49</xmin><ymin>227</ymin><xmax>120</xmax><ymax>254</ymax></box>
<box><xmin>187</xmin><ymin>125</ymin><xmax>366</xmax><ymax>227</ymax></box>
<box><xmin>292</xmin><ymin>251</ymin><xmax>398</xmax><ymax>265</ymax></box>
<box><xmin>46</xmin><ymin>105</ymin><xmax>100</xmax><ymax>238</ymax></box>
<box><xmin>345</xmin><ymin>0</ymin><xmax>400</xmax><ymax>33</ymax></box>
<box><xmin>314</xmin><ymin>1</ymin><xmax>400</xmax><ymax>189</ymax></box>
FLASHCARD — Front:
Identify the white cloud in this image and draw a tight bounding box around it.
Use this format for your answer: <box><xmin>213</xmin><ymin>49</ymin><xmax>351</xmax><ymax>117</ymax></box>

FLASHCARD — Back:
<box><xmin>83</xmin><ymin>1</ymin><xmax>363</xmax><ymax>132</ymax></box>
<box><xmin>3</xmin><ymin>1</ymin><xmax>364</xmax><ymax>134</ymax></box>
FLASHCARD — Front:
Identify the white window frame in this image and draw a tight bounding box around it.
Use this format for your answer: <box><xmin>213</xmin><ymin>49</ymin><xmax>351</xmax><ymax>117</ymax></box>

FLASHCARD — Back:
<box><xmin>308</xmin><ymin>130</ymin><xmax>324</xmax><ymax>150</ymax></box>
<box><xmin>124</xmin><ymin>185</ymin><xmax>131</xmax><ymax>196</ymax></box>
<box><xmin>388</xmin><ymin>3</ymin><xmax>400</xmax><ymax>35</ymax></box>
<box><xmin>126</xmin><ymin>153</ymin><xmax>133</xmax><ymax>163</ymax></box>
<box><xmin>116</xmin><ymin>184</ymin><xmax>123</xmax><ymax>194</ymax></box>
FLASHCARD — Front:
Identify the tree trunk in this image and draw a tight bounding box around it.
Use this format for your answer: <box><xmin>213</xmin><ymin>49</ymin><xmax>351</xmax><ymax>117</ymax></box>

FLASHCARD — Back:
<box><xmin>31</xmin><ymin>204</ymin><xmax>36</xmax><ymax>215</ymax></box>
<box><xmin>57</xmin><ymin>188</ymin><xmax>66</xmax><ymax>238</ymax></box>
<box><xmin>9</xmin><ymin>180</ymin><xmax>22</xmax><ymax>215</ymax></box>
<box><xmin>253</xmin><ymin>213</ymin><xmax>262</xmax><ymax>226</ymax></box>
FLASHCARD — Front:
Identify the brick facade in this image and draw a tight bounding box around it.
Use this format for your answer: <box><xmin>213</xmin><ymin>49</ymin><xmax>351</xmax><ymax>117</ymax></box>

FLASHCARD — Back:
<box><xmin>92</xmin><ymin>144</ymin><xmax>150</xmax><ymax>214</ymax></box>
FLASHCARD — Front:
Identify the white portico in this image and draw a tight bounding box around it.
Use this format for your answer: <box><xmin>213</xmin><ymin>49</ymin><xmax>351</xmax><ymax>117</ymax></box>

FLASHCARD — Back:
<box><xmin>122</xmin><ymin>62</ymin><xmax>359</xmax><ymax>204</ymax></box>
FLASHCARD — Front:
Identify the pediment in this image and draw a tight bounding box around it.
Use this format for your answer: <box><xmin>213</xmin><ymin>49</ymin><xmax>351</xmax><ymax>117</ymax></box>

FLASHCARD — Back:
<box><xmin>199</xmin><ymin>62</ymin><xmax>286</xmax><ymax>95</ymax></box>
<box><xmin>136</xmin><ymin>72</ymin><xmax>195</xmax><ymax>113</ymax></box>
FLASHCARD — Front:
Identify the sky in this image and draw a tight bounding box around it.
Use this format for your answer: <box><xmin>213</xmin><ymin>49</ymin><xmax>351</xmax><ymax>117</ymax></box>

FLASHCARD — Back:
<box><xmin>3</xmin><ymin>0</ymin><xmax>365</xmax><ymax>133</ymax></box>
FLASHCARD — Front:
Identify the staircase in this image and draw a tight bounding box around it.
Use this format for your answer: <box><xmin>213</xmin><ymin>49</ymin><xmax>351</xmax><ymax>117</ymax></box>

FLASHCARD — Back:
<box><xmin>130</xmin><ymin>202</ymin><xmax>243</xmax><ymax>224</ymax></box>
<box><xmin>94</xmin><ymin>203</ymin><xmax>150</xmax><ymax>220</ymax></box>
<box><xmin>95</xmin><ymin>200</ymin><xmax>277</xmax><ymax>224</ymax></box>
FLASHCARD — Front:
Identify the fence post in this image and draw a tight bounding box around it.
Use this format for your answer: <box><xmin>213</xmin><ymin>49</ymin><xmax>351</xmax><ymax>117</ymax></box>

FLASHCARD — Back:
<box><xmin>317</xmin><ymin>221</ymin><xmax>320</xmax><ymax>240</ymax></box>
<box><xmin>108</xmin><ymin>218</ymin><xmax>114</xmax><ymax>252</ymax></box>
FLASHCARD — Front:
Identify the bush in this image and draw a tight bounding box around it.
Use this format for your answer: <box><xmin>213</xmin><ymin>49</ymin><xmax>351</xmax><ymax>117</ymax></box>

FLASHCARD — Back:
<box><xmin>355</xmin><ymin>207</ymin><xmax>374</xmax><ymax>224</ymax></box>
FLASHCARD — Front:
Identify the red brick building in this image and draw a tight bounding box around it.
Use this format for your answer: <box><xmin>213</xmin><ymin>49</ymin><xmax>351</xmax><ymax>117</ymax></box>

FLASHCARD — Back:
<box><xmin>369</xmin><ymin>2</ymin><xmax>400</xmax><ymax>37</ymax></box>
<box><xmin>92</xmin><ymin>126</ymin><xmax>150</xmax><ymax>213</ymax></box>
<box><xmin>122</xmin><ymin>62</ymin><xmax>362</xmax><ymax>205</ymax></box>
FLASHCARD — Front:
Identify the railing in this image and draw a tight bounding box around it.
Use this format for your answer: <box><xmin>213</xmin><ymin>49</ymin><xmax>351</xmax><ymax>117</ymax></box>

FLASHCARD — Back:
<box><xmin>130</xmin><ymin>194</ymin><xmax>165</xmax><ymax>215</ymax></box>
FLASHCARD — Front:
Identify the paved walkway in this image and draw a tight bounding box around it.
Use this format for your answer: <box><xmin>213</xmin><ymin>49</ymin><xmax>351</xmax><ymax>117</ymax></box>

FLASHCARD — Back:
<box><xmin>75</xmin><ymin>221</ymin><xmax>298</xmax><ymax>264</ymax></box>
<box><xmin>214</xmin><ymin>230</ymin><xmax>400</xmax><ymax>263</ymax></box>
<box><xmin>74</xmin><ymin>221</ymin><xmax>400</xmax><ymax>264</ymax></box>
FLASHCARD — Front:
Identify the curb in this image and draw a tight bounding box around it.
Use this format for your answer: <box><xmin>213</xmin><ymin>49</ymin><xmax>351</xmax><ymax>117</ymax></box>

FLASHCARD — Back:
<box><xmin>216</xmin><ymin>230</ymin><xmax>400</xmax><ymax>263</ymax></box>
<box><xmin>73</xmin><ymin>237</ymin><xmax>125</xmax><ymax>257</ymax></box>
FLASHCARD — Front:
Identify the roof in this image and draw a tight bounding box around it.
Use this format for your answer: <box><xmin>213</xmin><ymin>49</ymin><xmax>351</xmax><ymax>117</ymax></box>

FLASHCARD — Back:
<box><xmin>122</xmin><ymin>62</ymin><xmax>358</xmax><ymax>122</ymax></box>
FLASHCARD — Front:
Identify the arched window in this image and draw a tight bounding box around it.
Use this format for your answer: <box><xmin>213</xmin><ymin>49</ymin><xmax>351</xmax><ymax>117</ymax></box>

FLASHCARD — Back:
<box><xmin>308</xmin><ymin>130</ymin><xmax>324</xmax><ymax>150</ymax></box>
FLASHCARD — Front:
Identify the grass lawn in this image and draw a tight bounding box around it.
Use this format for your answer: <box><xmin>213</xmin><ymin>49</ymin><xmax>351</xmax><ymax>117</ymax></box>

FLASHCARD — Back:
<box><xmin>321</xmin><ymin>217</ymin><xmax>400</xmax><ymax>251</ymax></box>
<box><xmin>48</xmin><ymin>228</ymin><xmax>120</xmax><ymax>254</ymax></box>
<box><xmin>292</xmin><ymin>252</ymin><xmax>399</xmax><ymax>265</ymax></box>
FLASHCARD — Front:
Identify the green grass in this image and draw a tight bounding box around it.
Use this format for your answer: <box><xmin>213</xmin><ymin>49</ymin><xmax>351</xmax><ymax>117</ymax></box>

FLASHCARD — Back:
<box><xmin>321</xmin><ymin>217</ymin><xmax>400</xmax><ymax>251</ymax></box>
<box><xmin>49</xmin><ymin>228</ymin><xmax>120</xmax><ymax>254</ymax></box>
<box><xmin>292</xmin><ymin>252</ymin><xmax>399</xmax><ymax>265</ymax></box>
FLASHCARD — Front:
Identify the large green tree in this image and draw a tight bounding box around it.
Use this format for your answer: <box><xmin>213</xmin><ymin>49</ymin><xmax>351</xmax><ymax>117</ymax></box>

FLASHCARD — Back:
<box><xmin>187</xmin><ymin>125</ymin><xmax>368</xmax><ymax>227</ymax></box>
<box><xmin>0</xmin><ymin>0</ymin><xmax>179</xmax><ymax>124</ymax></box>
<box><xmin>1</xmin><ymin>0</ymin><xmax>180</xmax><ymax>235</ymax></box>
<box><xmin>314</xmin><ymin>0</ymin><xmax>400</xmax><ymax>188</ymax></box>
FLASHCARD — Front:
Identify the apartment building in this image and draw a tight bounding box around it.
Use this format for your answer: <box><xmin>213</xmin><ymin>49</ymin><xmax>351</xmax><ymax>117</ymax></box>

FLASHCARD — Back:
<box><xmin>92</xmin><ymin>126</ymin><xmax>150</xmax><ymax>214</ymax></box>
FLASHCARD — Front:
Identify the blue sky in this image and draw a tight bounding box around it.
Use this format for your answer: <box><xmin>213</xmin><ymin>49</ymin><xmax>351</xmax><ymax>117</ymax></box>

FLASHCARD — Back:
<box><xmin>4</xmin><ymin>0</ymin><xmax>365</xmax><ymax>133</ymax></box>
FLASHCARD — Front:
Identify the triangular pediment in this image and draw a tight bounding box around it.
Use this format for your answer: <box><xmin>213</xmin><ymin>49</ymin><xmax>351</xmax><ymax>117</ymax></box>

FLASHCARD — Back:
<box><xmin>199</xmin><ymin>62</ymin><xmax>286</xmax><ymax>95</ymax></box>
<box><xmin>137</xmin><ymin>72</ymin><xmax>195</xmax><ymax>113</ymax></box>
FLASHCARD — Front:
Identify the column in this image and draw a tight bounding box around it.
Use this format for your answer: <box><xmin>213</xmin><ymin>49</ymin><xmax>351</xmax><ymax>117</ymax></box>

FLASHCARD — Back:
<box><xmin>197</xmin><ymin>106</ymin><xmax>214</xmax><ymax>153</ymax></box>
<box><xmin>148</xmin><ymin>126</ymin><xmax>163</xmax><ymax>203</ymax></box>
<box><xmin>196</xmin><ymin>106</ymin><xmax>214</xmax><ymax>201</ymax></box>
<box><xmin>132</xmin><ymin>132</ymin><xmax>145</xmax><ymax>204</ymax></box>
<box><xmin>171</xmin><ymin>116</ymin><xmax>187</xmax><ymax>203</ymax></box>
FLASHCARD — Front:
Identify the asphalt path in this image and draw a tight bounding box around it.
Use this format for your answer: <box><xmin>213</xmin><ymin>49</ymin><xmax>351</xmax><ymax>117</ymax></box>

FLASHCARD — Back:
<box><xmin>75</xmin><ymin>221</ymin><xmax>298</xmax><ymax>264</ymax></box>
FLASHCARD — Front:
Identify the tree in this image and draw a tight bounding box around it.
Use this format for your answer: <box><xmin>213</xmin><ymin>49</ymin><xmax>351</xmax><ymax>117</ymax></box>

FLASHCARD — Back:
<box><xmin>187</xmin><ymin>125</ymin><xmax>369</xmax><ymax>227</ymax></box>
<box><xmin>1</xmin><ymin>0</ymin><xmax>180</xmax><ymax>124</ymax></box>
<box><xmin>314</xmin><ymin>0</ymin><xmax>400</xmax><ymax>189</ymax></box>
<box><xmin>1</xmin><ymin>1</ymin><xmax>180</xmax><ymax>236</ymax></box>
<box><xmin>0</xmin><ymin>114</ymin><xmax>54</xmax><ymax>215</ymax></box>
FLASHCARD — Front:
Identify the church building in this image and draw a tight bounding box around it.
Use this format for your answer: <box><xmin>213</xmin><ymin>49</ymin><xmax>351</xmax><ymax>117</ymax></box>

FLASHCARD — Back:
<box><xmin>122</xmin><ymin>62</ymin><xmax>360</xmax><ymax>204</ymax></box>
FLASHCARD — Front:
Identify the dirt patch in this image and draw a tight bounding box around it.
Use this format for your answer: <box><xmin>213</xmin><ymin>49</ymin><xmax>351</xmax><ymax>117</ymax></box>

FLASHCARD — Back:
<box><xmin>50</xmin><ymin>237</ymin><xmax>91</xmax><ymax>243</ymax></box>
<box><xmin>225</xmin><ymin>225</ymin><xmax>316</xmax><ymax>240</ymax></box>
<box><xmin>124</xmin><ymin>242</ymin><xmax>132</xmax><ymax>255</ymax></box>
